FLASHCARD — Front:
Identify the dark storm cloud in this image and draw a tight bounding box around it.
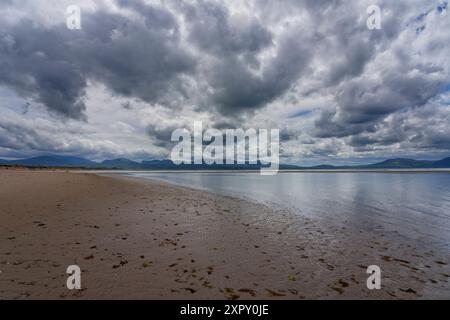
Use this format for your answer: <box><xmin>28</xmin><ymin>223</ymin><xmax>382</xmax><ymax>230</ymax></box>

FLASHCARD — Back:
<box><xmin>313</xmin><ymin>66</ymin><xmax>446</xmax><ymax>138</ymax></box>
<box><xmin>279</xmin><ymin>128</ymin><xmax>298</xmax><ymax>142</ymax></box>
<box><xmin>0</xmin><ymin>0</ymin><xmax>408</xmax><ymax>122</ymax></box>
<box><xmin>0</xmin><ymin>21</ymin><xmax>88</xmax><ymax>119</ymax></box>
<box><xmin>0</xmin><ymin>0</ymin><xmax>14</xmax><ymax>8</ymax></box>
<box><xmin>211</xmin><ymin>120</ymin><xmax>240</xmax><ymax>130</ymax></box>
<box><xmin>208</xmin><ymin>33</ymin><xmax>311</xmax><ymax>114</ymax></box>
<box><xmin>325</xmin><ymin>40</ymin><xmax>374</xmax><ymax>86</ymax></box>
<box><xmin>182</xmin><ymin>1</ymin><xmax>272</xmax><ymax>57</ymax></box>
<box><xmin>1</xmin><ymin>0</ymin><xmax>303</xmax><ymax>120</ymax></box>
<box><xmin>345</xmin><ymin>103</ymin><xmax>450</xmax><ymax>153</ymax></box>
<box><xmin>116</xmin><ymin>0</ymin><xmax>177</xmax><ymax>30</ymax></box>
<box><xmin>312</xmin><ymin>2</ymin><xmax>449</xmax><ymax>145</ymax></box>
<box><xmin>348</xmin><ymin>130</ymin><xmax>405</xmax><ymax>148</ymax></box>
<box><xmin>321</xmin><ymin>2</ymin><xmax>403</xmax><ymax>87</ymax></box>
<box><xmin>146</xmin><ymin>123</ymin><xmax>181</xmax><ymax>148</ymax></box>
<box><xmin>177</xmin><ymin>0</ymin><xmax>307</xmax><ymax>114</ymax></box>
<box><xmin>75</xmin><ymin>10</ymin><xmax>195</xmax><ymax>107</ymax></box>
<box><xmin>0</xmin><ymin>1</ymin><xmax>195</xmax><ymax>120</ymax></box>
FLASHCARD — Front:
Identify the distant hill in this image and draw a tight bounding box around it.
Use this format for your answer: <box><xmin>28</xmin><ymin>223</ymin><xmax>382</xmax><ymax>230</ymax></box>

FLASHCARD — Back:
<box><xmin>1</xmin><ymin>155</ymin><xmax>450</xmax><ymax>170</ymax></box>
<box><xmin>101</xmin><ymin>158</ymin><xmax>143</xmax><ymax>170</ymax></box>
<box><xmin>433</xmin><ymin>157</ymin><xmax>450</xmax><ymax>168</ymax></box>
<box><xmin>304</xmin><ymin>157</ymin><xmax>450</xmax><ymax>170</ymax></box>
<box><xmin>359</xmin><ymin>157</ymin><xmax>450</xmax><ymax>169</ymax></box>
<box><xmin>359</xmin><ymin>158</ymin><xmax>431</xmax><ymax>169</ymax></box>
<box><xmin>0</xmin><ymin>155</ymin><xmax>97</xmax><ymax>167</ymax></box>
<box><xmin>0</xmin><ymin>155</ymin><xmax>300</xmax><ymax>170</ymax></box>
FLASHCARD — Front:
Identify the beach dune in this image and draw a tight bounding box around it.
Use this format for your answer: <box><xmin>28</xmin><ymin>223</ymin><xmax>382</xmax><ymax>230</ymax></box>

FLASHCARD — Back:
<box><xmin>0</xmin><ymin>170</ymin><xmax>448</xmax><ymax>299</ymax></box>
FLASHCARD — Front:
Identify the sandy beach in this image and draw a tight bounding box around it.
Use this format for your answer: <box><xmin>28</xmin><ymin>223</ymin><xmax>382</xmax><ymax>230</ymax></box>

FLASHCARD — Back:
<box><xmin>0</xmin><ymin>170</ymin><xmax>448</xmax><ymax>299</ymax></box>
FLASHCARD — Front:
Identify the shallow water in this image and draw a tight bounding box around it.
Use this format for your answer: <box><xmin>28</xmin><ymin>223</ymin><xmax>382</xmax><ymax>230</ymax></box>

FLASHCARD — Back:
<box><xmin>127</xmin><ymin>171</ymin><xmax>450</xmax><ymax>249</ymax></box>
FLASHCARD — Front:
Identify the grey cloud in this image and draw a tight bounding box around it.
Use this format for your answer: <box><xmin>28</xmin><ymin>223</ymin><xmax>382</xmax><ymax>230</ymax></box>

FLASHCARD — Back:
<box><xmin>314</xmin><ymin>67</ymin><xmax>446</xmax><ymax>139</ymax></box>
<box><xmin>117</xmin><ymin>0</ymin><xmax>177</xmax><ymax>30</ymax></box>
<box><xmin>279</xmin><ymin>128</ymin><xmax>299</xmax><ymax>142</ymax></box>
<box><xmin>0</xmin><ymin>120</ymin><xmax>53</xmax><ymax>152</ymax></box>
<box><xmin>183</xmin><ymin>1</ymin><xmax>272</xmax><ymax>57</ymax></box>
<box><xmin>0</xmin><ymin>2</ymin><xmax>195</xmax><ymax>119</ymax></box>
<box><xmin>325</xmin><ymin>40</ymin><xmax>374</xmax><ymax>86</ymax></box>
<box><xmin>76</xmin><ymin>12</ymin><xmax>195</xmax><ymax>106</ymax></box>
<box><xmin>208</xmin><ymin>33</ymin><xmax>311</xmax><ymax>114</ymax></box>
<box><xmin>0</xmin><ymin>22</ymin><xmax>87</xmax><ymax>120</ymax></box>
<box><xmin>177</xmin><ymin>0</ymin><xmax>305</xmax><ymax>115</ymax></box>
<box><xmin>146</xmin><ymin>124</ymin><xmax>181</xmax><ymax>148</ymax></box>
<box><xmin>0</xmin><ymin>0</ymin><xmax>14</xmax><ymax>8</ymax></box>
<box><xmin>345</xmin><ymin>103</ymin><xmax>450</xmax><ymax>154</ymax></box>
<box><xmin>121</xmin><ymin>101</ymin><xmax>132</xmax><ymax>110</ymax></box>
<box><xmin>211</xmin><ymin>120</ymin><xmax>240</xmax><ymax>130</ymax></box>
<box><xmin>0</xmin><ymin>117</ymin><xmax>156</xmax><ymax>160</ymax></box>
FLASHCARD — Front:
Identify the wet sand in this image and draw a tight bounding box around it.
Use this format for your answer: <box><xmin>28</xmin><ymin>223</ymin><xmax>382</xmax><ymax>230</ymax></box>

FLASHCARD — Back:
<box><xmin>0</xmin><ymin>170</ymin><xmax>448</xmax><ymax>299</ymax></box>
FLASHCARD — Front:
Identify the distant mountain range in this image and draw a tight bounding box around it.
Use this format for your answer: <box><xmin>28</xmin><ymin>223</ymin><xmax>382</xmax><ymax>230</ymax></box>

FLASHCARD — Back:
<box><xmin>1</xmin><ymin>155</ymin><xmax>450</xmax><ymax>170</ymax></box>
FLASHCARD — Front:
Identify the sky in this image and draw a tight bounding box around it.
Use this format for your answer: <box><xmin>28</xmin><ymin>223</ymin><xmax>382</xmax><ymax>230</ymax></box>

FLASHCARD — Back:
<box><xmin>0</xmin><ymin>0</ymin><xmax>449</xmax><ymax>165</ymax></box>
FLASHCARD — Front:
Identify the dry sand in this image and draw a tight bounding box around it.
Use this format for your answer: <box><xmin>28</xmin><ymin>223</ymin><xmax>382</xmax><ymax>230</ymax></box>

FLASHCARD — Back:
<box><xmin>0</xmin><ymin>170</ymin><xmax>448</xmax><ymax>299</ymax></box>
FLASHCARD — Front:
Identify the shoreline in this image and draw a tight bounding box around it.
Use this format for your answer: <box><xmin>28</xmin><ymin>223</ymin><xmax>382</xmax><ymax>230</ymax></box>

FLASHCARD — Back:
<box><xmin>0</xmin><ymin>170</ymin><xmax>449</xmax><ymax>299</ymax></box>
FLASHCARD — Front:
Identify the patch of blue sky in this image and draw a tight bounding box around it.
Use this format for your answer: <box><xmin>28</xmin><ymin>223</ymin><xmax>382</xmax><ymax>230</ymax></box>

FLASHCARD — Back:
<box><xmin>437</xmin><ymin>1</ymin><xmax>448</xmax><ymax>12</ymax></box>
<box><xmin>288</xmin><ymin>110</ymin><xmax>312</xmax><ymax>119</ymax></box>
<box><xmin>437</xmin><ymin>84</ymin><xmax>450</xmax><ymax>105</ymax></box>
<box><xmin>409</xmin><ymin>2</ymin><xmax>447</xmax><ymax>29</ymax></box>
<box><xmin>439</xmin><ymin>83</ymin><xmax>450</xmax><ymax>95</ymax></box>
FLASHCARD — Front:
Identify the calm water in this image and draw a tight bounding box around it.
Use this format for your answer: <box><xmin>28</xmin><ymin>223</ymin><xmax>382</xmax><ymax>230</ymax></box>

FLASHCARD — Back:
<box><xmin>127</xmin><ymin>171</ymin><xmax>450</xmax><ymax>248</ymax></box>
